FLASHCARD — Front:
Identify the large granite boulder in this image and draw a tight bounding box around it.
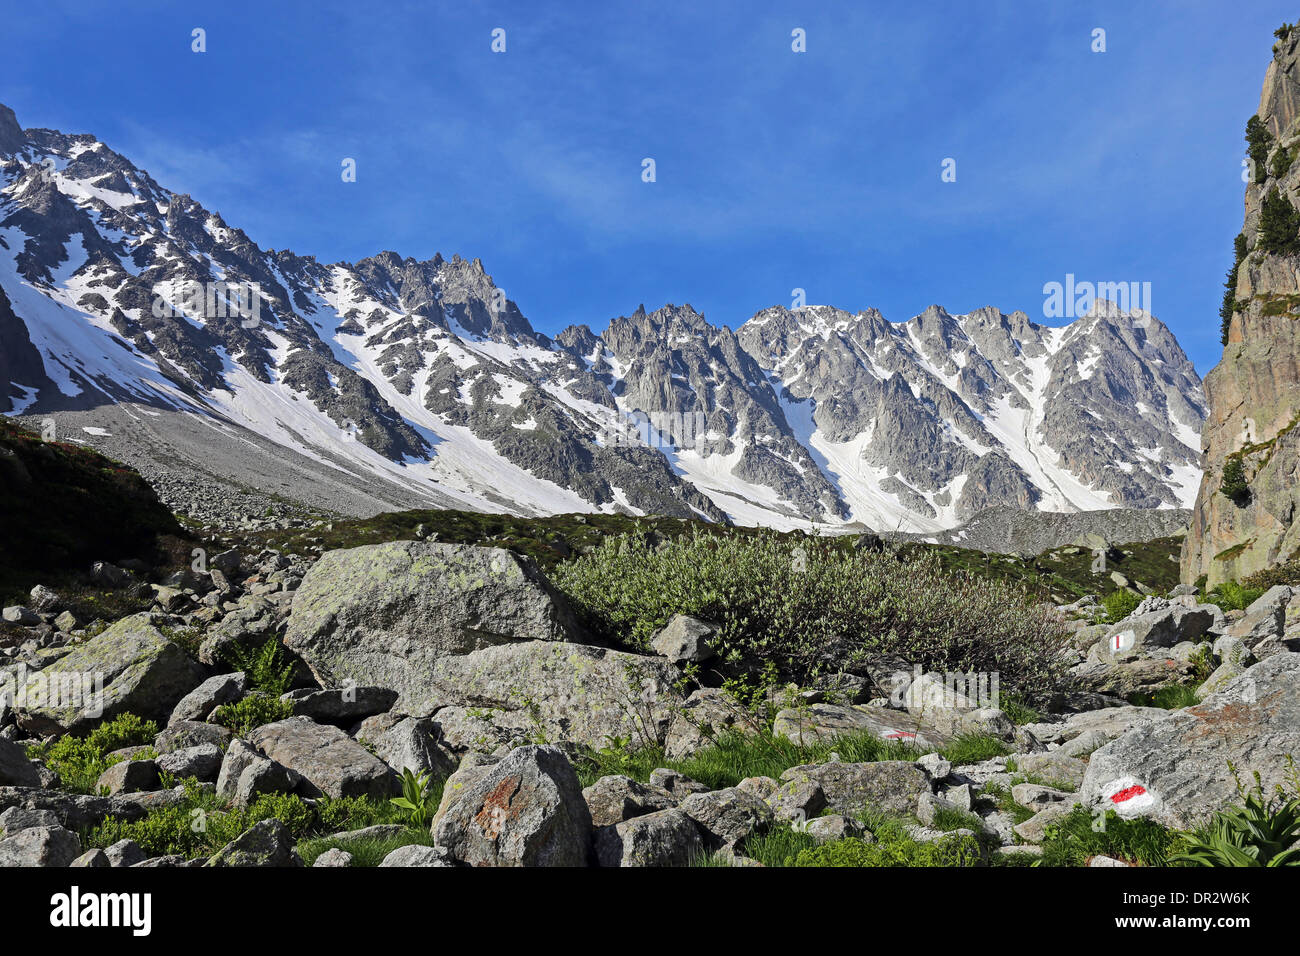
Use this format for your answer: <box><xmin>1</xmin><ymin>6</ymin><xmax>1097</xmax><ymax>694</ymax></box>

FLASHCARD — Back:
<box><xmin>777</xmin><ymin>760</ymin><xmax>931</xmax><ymax>817</ymax></box>
<box><xmin>594</xmin><ymin>808</ymin><xmax>703</xmax><ymax>867</ymax></box>
<box><xmin>1080</xmin><ymin>653</ymin><xmax>1300</xmax><ymax>828</ymax></box>
<box><xmin>773</xmin><ymin>703</ymin><xmax>948</xmax><ymax>750</ymax></box>
<box><xmin>411</xmin><ymin>641</ymin><xmax>682</xmax><ymax>751</ymax></box>
<box><xmin>0</xmin><ymin>737</ymin><xmax>42</xmax><ymax>788</ymax></box>
<box><xmin>284</xmin><ymin>541</ymin><xmax>583</xmax><ymax>700</ymax></box>
<box><xmin>13</xmin><ymin>613</ymin><xmax>206</xmax><ymax>735</ymax></box>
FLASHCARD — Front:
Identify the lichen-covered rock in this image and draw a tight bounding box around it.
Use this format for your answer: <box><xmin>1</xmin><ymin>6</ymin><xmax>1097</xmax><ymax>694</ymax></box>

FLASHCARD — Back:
<box><xmin>283</xmin><ymin>686</ymin><xmax>397</xmax><ymax>726</ymax></box>
<box><xmin>96</xmin><ymin>759</ymin><xmax>159</xmax><ymax>796</ymax></box>
<box><xmin>0</xmin><ymin>736</ymin><xmax>42</xmax><ymax>788</ymax></box>
<box><xmin>679</xmin><ymin>786</ymin><xmax>773</xmax><ymax>847</ymax></box>
<box><xmin>0</xmin><ymin>824</ymin><xmax>82</xmax><ymax>866</ymax></box>
<box><xmin>205</xmin><ymin>819</ymin><xmax>302</xmax><ymax>867</ymax></box>
<box><xmin>774</xmin><ymin>701</ymin><xmax>950</xmax><ymax>750</ymax></box>
<box><xmin>284</xmin><ymin>541</ymin><xmax>584</xmax><ymax>700</ymax></box>
<box><xmin>582</xmin><ymin>774</ymin><xmax>676</xmax><ymax>827</ymax></box>
<box><xmin>431</xmin><ymin>745</ymin><xmax>592</xmax><ymax>866</ymax></box>
<box><xmin>169</xmin><ymin>672</ymin><xmax>247</xmax><ymax>724</ymax></box>
<box><xmin>155</xmin><ymin>744</ymin><xmax>222</xmax><ymax>782</ymax></box>
<box><xmin>410</xmin><ymin>640</ymin><xmax>682</xmax><ymax>750</ymax></box>
<box><xmin>12</xmin><ymin>613</ymin><xmax>206</xmax><ymax>734</ymax></box>
<box><xmin>777</xmin><ymin>760</ymin><xmax>931</xmax><ymax>817</ymax></box>
<box><xmin>154</xmin><ymin>720</ymin><xmax>232</xmax><ymax>754</ymax></box>
<box><xmin>215</xmin><ymin>738</ymin><xmax>296</xmax><ymax>806</ymax></box>
<box><xmin>355</xmin><ymin>713</ymin><xmax>457</xmax><ymax>779</ymax></box>
<box><xmin>378</xmin><ymin>844</ymin><xmax>453</xmax><ymax>867</ymax></box>
<box><xmin>649</xmin><ymin>615</ymin><xmax>718</xmax><ymax>663</ymax></box>
<box><xmin>594</xmin><ymin>808</ymin><xmax>703</xmax><ymax>867</ymax></box>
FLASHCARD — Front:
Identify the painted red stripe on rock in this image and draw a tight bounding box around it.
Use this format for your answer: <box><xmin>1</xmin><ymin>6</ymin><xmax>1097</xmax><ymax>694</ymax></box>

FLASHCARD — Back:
<box><xmin>1110</xmin><ymin>785</ymin><xmax>1147</xmax><ymax>803</ymax></box>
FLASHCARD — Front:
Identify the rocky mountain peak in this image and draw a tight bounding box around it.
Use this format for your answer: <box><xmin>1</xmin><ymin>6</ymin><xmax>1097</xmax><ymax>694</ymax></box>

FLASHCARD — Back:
<box><xmin>0</xmin><ymin>103</ymin><xmax>25</xmax><ymax>155</ymax></box>
<box><xmin>0</xmin><ymin>104</ymin><xmax>1206</xmax><ymax>534</ymax></box>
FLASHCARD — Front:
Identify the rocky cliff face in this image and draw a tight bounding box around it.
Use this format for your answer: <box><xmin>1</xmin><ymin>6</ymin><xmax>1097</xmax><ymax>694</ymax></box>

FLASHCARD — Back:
<box><xmin>1183</xmin><ymin>28</ymin><xmax>1300</xmax><ymax>587</ymax></box>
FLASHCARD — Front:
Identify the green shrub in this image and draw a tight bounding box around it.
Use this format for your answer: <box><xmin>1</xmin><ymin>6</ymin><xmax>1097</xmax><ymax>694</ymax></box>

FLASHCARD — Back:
<box><xmin>1219</xmin><ymin>456</ymin><xmax>1251</xmax><ymax>504</ymax></box>
<box><xmin>1271</xmin><ymin>145</ymin><xmax>1297</xmax><ymax>181</ymax></box>
<box><xmin>29</xmin><ymin>713</ymin><xmax>160</xmax><ymax>793</ymax></box>
<box><xmin>554</xmin><ymin>530</ymin><xmax>1069</xmax><ymax>704</ymax></box>
<box><xmin>1247</xmin><ymin>115</ymin><xmax>1274</xmax><ymax>184</ymax></box>
<box><xmin>1244</xmin><ymin>559</ymin><xmax>1300</xmax><ymax>589</ymax></box>
<box><xmin>222</xmin><ymin>639</ymin><xmax>295</xmax><ymax>695</ymax></box>
<box><xmin>1098</xmin><ymin>588</ymin><xmax>1141</xmax><ymax>624</ymax></box>
<box><xmin>1206</xmin><ymin>579</ymin><xmax>1264</xmax><ymax>612</ymax></box>
<box><xmin>315</xmin><ymin>795</ymin><xmax>406</xmax><ymax>834</ymax></box>
<box><xmin>211</xmin><ymin>694</ymin><xmax>294</xmax><ymax>736</ymax></box>
<box><xmin>1258</xmin><ymin>186</ymin><xmax>1300</xmax><ymax>255</ymax></box>
<box><xmin>84</xmin><ymin>780</ymin><xmax>316</xmax><ymax>858</ymax></box>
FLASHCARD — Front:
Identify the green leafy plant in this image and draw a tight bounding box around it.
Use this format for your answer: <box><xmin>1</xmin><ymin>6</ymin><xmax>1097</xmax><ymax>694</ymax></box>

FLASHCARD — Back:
<box><xmin>28</xmin><ymin>713</ymin><xmax>160</xmax><ymax>793</ymax></box>
<box><xmin>211</xmin><ymin>694</ymin><xmax>294</xmax><ymax>736</ymax></box>
<box><xmin>1172</xmin><ymin>790</ymin><xmax>1300</xmax><ymax>867</ymax></box>
<box><xmin>389</xmin><ymin>768</ymin><xmax>438</xmax><ymax>829</ymax></box>
<box><xmin>223</xmin><ymin>638</ymin><xmax>295</xmax><ymax>695</ymax></box>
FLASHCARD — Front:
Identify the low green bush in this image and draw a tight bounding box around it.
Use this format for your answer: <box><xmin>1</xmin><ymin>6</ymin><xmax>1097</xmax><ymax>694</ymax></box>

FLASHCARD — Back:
<box><xmin>554</xmin><ymin>529</ymin><xmax>1070</xmax><ymax>704</ymax></box>
<box><xmin>84</xmin><ymin>782</ymin><xmax>411</xmax><ymax>860</ymax></box>
<box><xmin>1206</xmin><ymin>579</ymin><xmax>1264</xmax><ymax>612</ymax></box>
<box><xmin>28</xmin><ymin>713</ymin><xmax>160</xmax><ymax>793</ymax></box>
<box><xmin>211</xmin><ymin>694</ymin><xmax>294</xmax><ymax>736</ymax></box>
<box><xmin>1244</xmin><ymin>559</ymin><xmax>1300</xmax><ymax>589</ymax></box>
<box><xmin>1097</xmin><ymin>588</ymin><xmax>1141</xmax><ymax>624</ymax></box>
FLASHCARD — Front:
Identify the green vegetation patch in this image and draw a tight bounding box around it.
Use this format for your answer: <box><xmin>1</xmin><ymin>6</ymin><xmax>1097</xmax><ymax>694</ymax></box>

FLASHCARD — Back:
<box><xmin>554</xmin><ymin>529</ymin><xmax>1071</xmax><ymax>703</ymax></box>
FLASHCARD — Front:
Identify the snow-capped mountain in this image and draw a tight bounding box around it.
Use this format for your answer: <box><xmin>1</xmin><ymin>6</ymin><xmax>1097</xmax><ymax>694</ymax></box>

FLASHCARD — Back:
<box><xmin>0</xmin><ymin>103</ymin><xmax>1206</xmax><ymax>531</ymax></box>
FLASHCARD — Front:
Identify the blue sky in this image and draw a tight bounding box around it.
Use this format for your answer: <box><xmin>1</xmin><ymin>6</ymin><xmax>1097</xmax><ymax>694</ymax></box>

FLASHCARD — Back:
<box><xmin>3</xmin><ymin>0</ymin><xmax>1291</xmax><ymax>373</ymax></box>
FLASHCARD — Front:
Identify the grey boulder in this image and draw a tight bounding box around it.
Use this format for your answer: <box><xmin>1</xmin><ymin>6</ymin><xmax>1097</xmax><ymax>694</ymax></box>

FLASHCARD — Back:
<box><xmin>284</xmin><ymin>541</ymin><xmax>584</xmax><ymax>700</ymax></box>
<box><xmin>248</xmin><ymin>718</ymin><xmax>397</xmax><ymax>800</ymax></box>
<box><xmin>594</xmin><ymin>808</ymin><xmax>703</xmax><ymax>867</ymax></box>
<box><xmin>12</xmin><ymin>613</ymin><xmax>206</xmax><ymax>735</ymax></box>
<box><xmin>431</xmin><ymin>745</ymin><xmax>592</xmax><ymax>867</ymax></box>
<box><xmin>1080</xmin><ymin>653</ymin><xmax>1300</xmax><ymax>828</ymax></box>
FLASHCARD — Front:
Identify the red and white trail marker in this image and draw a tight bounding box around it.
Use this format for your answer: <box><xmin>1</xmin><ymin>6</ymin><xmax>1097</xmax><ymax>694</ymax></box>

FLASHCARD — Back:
<box><xmin>1102</xmin><ymin>777</ymin><xmax>1158</xmax><ymax>816</ymax></box>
